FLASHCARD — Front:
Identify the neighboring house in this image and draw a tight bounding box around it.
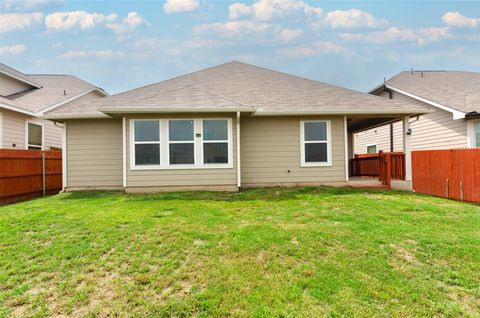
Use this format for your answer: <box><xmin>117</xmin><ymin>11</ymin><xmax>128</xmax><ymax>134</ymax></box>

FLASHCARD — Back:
<box><xmin>0</xmin><ymin>63</ymin><xmax>108</xmax><ymax>150</ymax></box>
<box><xmin>43</xmin><ymin>61</ymin><xmax>428</xmax><ymax>192</ymax></box>
<box><xmin>354</xmin><ymin>70</ymin><xmax>480</xmax><ymax>154</ymax></box>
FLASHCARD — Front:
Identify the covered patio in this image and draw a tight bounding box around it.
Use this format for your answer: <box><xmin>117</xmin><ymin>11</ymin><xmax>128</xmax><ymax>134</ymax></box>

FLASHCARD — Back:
<box><xmin>346</xmin><ymin>115</ymin><xmax>414</xmax><ymax>190</ymax></box>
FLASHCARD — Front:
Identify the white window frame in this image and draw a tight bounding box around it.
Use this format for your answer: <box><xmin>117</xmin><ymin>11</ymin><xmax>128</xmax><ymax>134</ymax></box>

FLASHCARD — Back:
<box><xmin>130</xmin><ymin>118</ymin><xmax>233</xmax><ymax>170</ymax></box>
<box><xmin>467</xmin><ymin>119</ymin><xmax>480</xmax><ymax>148</ymax></box>
<box><xmin>25</xmin><ymin>120</ymin><xmax>44</xmax><ymax>150</ymax></box>
<box><xmin>366</xmin><ymin>143</ymin><xmax>378</xmax><ymax>154</ymax></box>
<box><xmin>300</xmin><ymin>120</ymin><xmax>332</xmax><ymax>167</ymax></box>
<box><xmin>201</xmin><ymin>118</ymin><xmax>233</xmax><ymax>167</ymax></box>
<box><xmin>167</xmin><ymin>119</ymin><xmax>196</xmax><ymax>168</ymax></box>
<box><xmin>131</xmin><ymin>119</ymin><xmax>162</xmax><ymax>169</ymax></box>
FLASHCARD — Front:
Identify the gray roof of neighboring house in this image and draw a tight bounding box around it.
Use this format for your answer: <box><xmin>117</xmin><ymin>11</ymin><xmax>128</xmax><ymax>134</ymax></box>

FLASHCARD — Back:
<box><xmin>378</xmin><ymin>70</ymin><xmax>480</xmax><ymax>114</ymax></box>
<box><xmin>1</xmin><ymin>72</ymin><xmax>106</xmax><ymax>114</ymax></box>
<box><xmin>0</xmin><ymin>63</ymin><xmax>41</xmax><ymax>88</ymax></box>
<box><xmin>45</xmin><ymin>61</ymin><xmax>429</xmax><ymax>118</ymax></box>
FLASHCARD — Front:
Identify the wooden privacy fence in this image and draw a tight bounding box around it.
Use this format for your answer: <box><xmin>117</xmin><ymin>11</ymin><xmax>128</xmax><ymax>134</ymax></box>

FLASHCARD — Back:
<box><xmin>0</xmin><ymin>149</ymin><xmax>62</xmax><ymax>204</ymax></box>
<box><xmin>350</xmin><ymin>151</ymin><xmax>405</xmax><ymax>185</ymax></box>
<box><xmin>412</xmin><ymin>149</ymin><xmax>480</xmax><ymax>203</ymax></box>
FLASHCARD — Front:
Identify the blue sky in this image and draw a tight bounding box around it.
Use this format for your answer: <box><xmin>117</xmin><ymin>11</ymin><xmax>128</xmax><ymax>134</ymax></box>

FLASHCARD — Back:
<box><xmin>1</xmin><ymin>0</ymin><xmax>479</xmax><ymax>94</ymax></box>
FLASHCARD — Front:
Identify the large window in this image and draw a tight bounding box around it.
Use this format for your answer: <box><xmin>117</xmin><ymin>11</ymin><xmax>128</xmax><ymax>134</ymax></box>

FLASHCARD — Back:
<box><xmin>133</xmin><ymin>120</ymin><xmax>160</xmax><ymax>165</ymax></box>
<box><xmin>169</xmin><ymin>120</ymin><xmax>194</xmax><ymax>165</ymax></box>
<box><xmin>300</xmin><ymin>120</ymin><xmax>331</xmax><ymax>166</ymax></box>
<box><xmin>26</xmin><ymin>122</ymin><xmax>43</xmax><ymax>150</ymax></box>
<box><xmin>131</xmin><ymin>118</ymin><xmax>232</xmax><ymax>169</ymax></box>
<box><xmin>203</xmin><ymin>119</ymin><xmax>229</xmax><ymax>164</ymax></box>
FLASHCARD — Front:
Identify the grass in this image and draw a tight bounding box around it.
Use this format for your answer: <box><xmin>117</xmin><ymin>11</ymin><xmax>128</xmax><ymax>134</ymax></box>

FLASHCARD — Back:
<box><xmin>0</xmin><ymin>187</ymin><xmax>479</xmax><ymax>317</ymax></box>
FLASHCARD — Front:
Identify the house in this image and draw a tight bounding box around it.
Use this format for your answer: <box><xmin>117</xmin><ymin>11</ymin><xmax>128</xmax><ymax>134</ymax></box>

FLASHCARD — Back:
<box><xmin>43</xmin><ymin>61</ymin><xmax>429</xmax><ymax>192</ymax></box>
<box><xmin>0</xmin><ymin>63</ymin><xmax>108</xmax><ymax>150</ymax></box>
<box><xmin>354</xmin><ymin>70</ymin><xmax>480</xmax><ymax>154</ymax></box>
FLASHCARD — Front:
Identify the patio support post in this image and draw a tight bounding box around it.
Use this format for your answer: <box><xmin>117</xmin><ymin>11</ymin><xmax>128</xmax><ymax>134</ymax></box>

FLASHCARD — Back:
<box><xmin>403</xmin><ymin>116</ymin><xmax>412</xmax><ymax>183</ymax></box>
<box><xmin>236</xmin><ymin>112</ymin><xmax>241</xmax><ymax>189</ymax></box>
<box><xmin>62</xmin><ymin>122</ymin><xmax>67</xmax><ymax>191</ymax></box>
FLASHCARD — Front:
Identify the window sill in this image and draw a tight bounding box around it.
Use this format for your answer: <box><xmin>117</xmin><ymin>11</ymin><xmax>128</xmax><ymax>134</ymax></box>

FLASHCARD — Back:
<box><xmin>300</xmin><ymin>162</ymin><xmax>332</xmax><ymax>167</ymax></box>
<box><xmin>130</xmin><ymin>164</ymin><xmax>233</xmax><ymax>171</ymax></box>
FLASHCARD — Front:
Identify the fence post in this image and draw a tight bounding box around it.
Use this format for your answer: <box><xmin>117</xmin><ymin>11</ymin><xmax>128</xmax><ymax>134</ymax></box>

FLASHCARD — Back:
<box><xmin>385</xmin><ymin>153</ymin><xmax>391</xmax><ymax>190</ymax></box>
<box><xmin>42</xmin><ymin>153</ymin><xmax>46</xmax><ymax>197</ymax></box>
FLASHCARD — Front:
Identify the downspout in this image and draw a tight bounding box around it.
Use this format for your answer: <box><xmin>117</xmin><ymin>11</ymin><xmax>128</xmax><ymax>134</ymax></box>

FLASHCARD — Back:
<box><xmin>236</xmin><ymin>112</ymin><xmax>241</xmax><ymax>189</ymax></box>
<box><xmin>385</xmin><ymin>85</ymin><xmax>394</xmax><ymax>152</ymax></box>
<box><xmin>122</xmin><ymin>117</ymin><xmax>127</xmax><ymax>189</ymax></box>
<box><xmin>61</xmin><ymin>122</ymin><xmax>67</xmax><ymax>192</ymax></box>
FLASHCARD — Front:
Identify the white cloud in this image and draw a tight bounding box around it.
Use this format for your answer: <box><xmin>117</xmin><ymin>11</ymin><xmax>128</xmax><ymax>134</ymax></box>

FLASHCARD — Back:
<box><xmin>340</xmin><ymin>26</ymin><xmax>450</xmax><ymax>45</ymax></box>
<box><xmin>45</xmin><ymin>11</ymin><xmax>117</xmax><ymax>31</ymax></box>
<box><xmin>60</xmin><ymin>49</ymin><xmax>127</xmax><ymax>60</ymax></box>
<box><xmin>442</xmin><ymin>12</ymin><xmax>478</xmax><ymax>28</ymax></box>
<box><xmin>0</xmin><ymin>12</ymin><xmax>43</xmax><ymax>33</ymax></box>
<box><xmin>194</xmin><ymin>20</ymin><xmax>278</xmax><ymax>39</ymax></box>
<box><xmin>106</xmin><ymin>12</ymin><xmax>149</xmax><ymax>34</ymax></box>
<box><xmin>0</xmin><ymin>44</ymin><xmax>27</xmax><ymax>56</ymax></box>
<box><xmin>276</xmin><ymin>28</ymin><xmax>303</xmax><ymax>43</ymax></box>
<box><xmin>164</xmin><ymin>0</ymin><xmax>199</xmax><ymax>14</ymax></box>
<box><xmin>280</xmin><ymin>41</ymin><xmax>345</xmax><ymax>58</ymax></box>
<box><xmin>228</xmin><ymin>0</ymin><xmax>323</xmax><ymax>21</ymax></box>
<box><xmin>313</xmin><ymin>9</ymin><xmax>389</xmax><ymax>29</ymax></box>
<box><xmin>51</xmin><ymin>42</ymin><xmax>63</xmax><ymax>48</ymax></box>
<box><xmin>0</xmin><ymin>0</ymin><xmax>62</xmax><ymax>11</ymax></box>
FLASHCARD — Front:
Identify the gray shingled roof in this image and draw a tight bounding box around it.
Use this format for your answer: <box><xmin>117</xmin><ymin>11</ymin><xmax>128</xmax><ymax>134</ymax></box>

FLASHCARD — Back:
<box><xmin>46</xmin><ymin>61</ymin><xmax>429</xmax><ymax>118</ymax></box>
<box><xmin>1</xmin><ymin>74</ymin><xmax>103</xmax><ymax>114</ymax></box>
<box><xmin>0</xmin><ymin>63</ymin><xmax>41</xmax><ymax>88</ymax></box>
<box><xmin>383</xmin><ymin>71</ymin><xmax>480</xmax><ymax>114</ymax></box>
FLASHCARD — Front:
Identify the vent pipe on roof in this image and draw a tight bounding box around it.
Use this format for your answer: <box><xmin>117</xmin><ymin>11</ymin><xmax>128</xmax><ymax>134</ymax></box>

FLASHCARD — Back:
<box><xmin>421</xmin><ymin>71</ymin><xmax>423</xmax><ymax>77</ymax></box>
<box><xmin>410</xmin><ymin>68</ymin><xmax>413</xmax><ymax>75</ymax></box>
<box><xmin>63</xmin><ymin>89</ymin><xmax>66</xmax><ymax>96</ymax></box>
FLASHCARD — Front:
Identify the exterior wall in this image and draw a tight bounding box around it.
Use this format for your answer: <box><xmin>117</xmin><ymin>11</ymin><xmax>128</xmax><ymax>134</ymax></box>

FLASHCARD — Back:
<box><xmin>241</xmin><ymin>116</ymin><xmax>346</xmax><ymax>186</ymax></box>
<box><xmin>66</xmin><ymin>119</ymin><xmax>123</xmax><ymax>188</ymax></box>
<box><xmin>354</xmin><ymin>90</ymin><xmax>468</xmax><ymax>154</ymax></box>
<box><xmin>0</xmin><ymin>74</ymin><xmax>32</xmax><ymax>96</ymax></box>
<box><xmin>64</xmin><ymin>114</ymin><xmax>349</xmax><ymax>191</ymax></box>
<box><xmin>126</xmin><ymin>113</ymin><xmax>237</xmax><ymax>188</ymax></box>
<box><xmin>0</xmin><ymin>108</ymin><xmax>63</xmax><ymax>149</ymax></box>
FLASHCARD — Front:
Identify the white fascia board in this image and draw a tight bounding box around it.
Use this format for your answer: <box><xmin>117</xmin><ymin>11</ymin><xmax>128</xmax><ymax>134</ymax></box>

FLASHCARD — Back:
<box><xmin>41</xmin><ymin>113</ymin><xmax>111</xmax><ymax>120</ymax></box>
<box><xmin>386</xmin><ymin>85</ymin><xmax>466</xmax><ymax>120</ymax></box>
<box><xmin>37</xmin><ymin>87</ymin><xmax>108</xmax><ymax>115</ymax></box>
<box><xmin>99</xmin><ymin>107</ymin><xmax>255</xmax><ymax>114</ymax></box>
<box><xmin>252</xmin><ymin>109</ymin><xmax>432</xmax><ymax>116</ymax></box>
<box><xmin>0</xmin><ymin>102</ymin><xmax>36</xmax><ymax>116</ymax></box>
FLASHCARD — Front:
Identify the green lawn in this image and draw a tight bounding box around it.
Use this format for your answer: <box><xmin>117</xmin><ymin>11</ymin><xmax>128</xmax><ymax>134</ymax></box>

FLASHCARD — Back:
<box><xmin>1</xmin><ymin>187</ymin><xmax>479</xmax><ymax>317</ymax></box>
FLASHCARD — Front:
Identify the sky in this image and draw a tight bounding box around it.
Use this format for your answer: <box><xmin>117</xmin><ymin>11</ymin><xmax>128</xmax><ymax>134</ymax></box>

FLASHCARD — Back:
<box><xmin>0</xmin><ymin>0</ymin><xmax>479</xmax><ymax>95</ymax></box>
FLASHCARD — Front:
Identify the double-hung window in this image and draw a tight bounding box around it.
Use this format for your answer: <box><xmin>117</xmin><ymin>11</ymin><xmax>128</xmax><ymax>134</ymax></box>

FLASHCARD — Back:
<box><xmin>300</xmin><ymin>120</ymin><xmax>331</xmax><ymax>166</ymax></box>
<box><xmin>366</xmin><ymin>144</ymin><xmax>378</xmax><ymax>154</ymax></box>
<box><xmin>131</xmin><ymin>118</ymin><xmax>232</xmax><ymax>169</ymax></box>
<box><xmin>134</xmin><ymin>120</ymin><xmax>161</xmax><ymax>166</ymax></box>
<box><xmin>202</xmin><ymin>119</ymin><xmax>229</xmax><ymax>164</ymax></box>
<box><xmin>26</xmin><ymin>122</ymin><xmax>43</xmax><ymax>150</ymax></box>
<box><xmin>169</xmin><ymin>120</ymin><xmax>195</xmax><ymax>165</ymax></box>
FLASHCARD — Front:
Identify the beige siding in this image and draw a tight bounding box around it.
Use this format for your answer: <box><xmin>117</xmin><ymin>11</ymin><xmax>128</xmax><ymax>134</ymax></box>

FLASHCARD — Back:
<box><xmin>354</xmin><ymin>90</ymin><xmax>468</xmax><ymax>154</ymax></box>
<box><xmin>241</xmin><ymin>116</ymin><xmax>346</xmax><ymax>186</ymax></box>
<box><xmin>66</xmin><ymin>119</ymin><xmax>123</xmax><ymax>187</ymax></box>
<box><xmin>1</xmin><ymin>109</ymin><xmax>26</xmax><ymax>148</ymax></box>
<box><xmin>0</xmin><ymin>74</ymin><xmax>32</xmax><ymax>96</ymax></box>
<box><xmin>1</xmin><ymin>108</ymin><xmax>63</xmax><ymax>149</ymax></box>
<box><xmin>126</xmin><ymin>114</ymin><xmax>237</xmax><ymax>188</ymax></box>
